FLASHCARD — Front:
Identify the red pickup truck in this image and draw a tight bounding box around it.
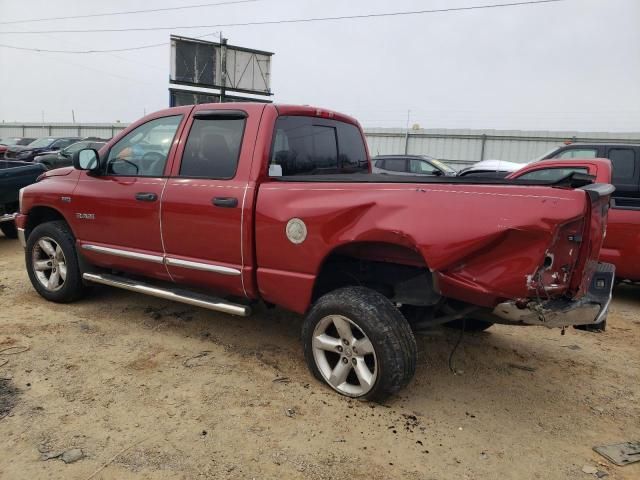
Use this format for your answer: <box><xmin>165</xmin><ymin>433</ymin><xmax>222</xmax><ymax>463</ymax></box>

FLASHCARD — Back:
<box><xmin>16</xmin><ymin>104</ymin><xmax>615</xmax><ymax>399</ymax></box>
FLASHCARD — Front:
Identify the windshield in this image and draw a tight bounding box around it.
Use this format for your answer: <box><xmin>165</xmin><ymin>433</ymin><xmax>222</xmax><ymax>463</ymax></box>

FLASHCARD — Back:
<box><xmin>63</xmin><ymin>141</ymin><xmax>91</xmax><ymax>155</ymax></box>
<box><xmin>531</xmin><ymin>147</ymin><xmax>561</xmax><ymax>162</ymax></box>
<box><xmin>428</xmin><ymin>157</ymin><xmax>457</xmax><ymax>174</ymax></box>
<box><xmin>0</xmin><ymin>138</ymin><xmax>21</xmax><ymax>146</ymax></box>
<box><xmin>28</xmin><ymin>138</ymin><xmax>56</xmax><ymax>148</ymax></box>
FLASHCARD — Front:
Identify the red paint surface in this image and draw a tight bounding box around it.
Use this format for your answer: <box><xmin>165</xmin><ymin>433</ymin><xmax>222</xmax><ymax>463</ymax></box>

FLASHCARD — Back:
<box><xmin>510</xmin><ymin>159</ymin><xmax>640</xmax><ymax>281</ymax></box>
<box><xmin>17</xmin><ymin>105</ymin><xmax>615</xmax><ymax>315</ymax></box>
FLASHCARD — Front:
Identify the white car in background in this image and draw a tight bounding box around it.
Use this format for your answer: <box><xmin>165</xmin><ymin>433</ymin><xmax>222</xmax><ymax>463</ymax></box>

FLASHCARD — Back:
<box><xmin>457</xmin><ymin>159</ymin><xmax>526</xmax><ymax>178</ymax></box>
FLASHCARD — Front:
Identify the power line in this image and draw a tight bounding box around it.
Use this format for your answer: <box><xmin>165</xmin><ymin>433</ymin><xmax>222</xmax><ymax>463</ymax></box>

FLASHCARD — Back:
<box><xmin>0</xmin><ymin>0</ymin><xmax>259</xmax><ymax>26</ymax></box>
<box><xmin>0</xmin><ymin>31</ymin><xmax>222</xmax><ymax>54</ymax></box>
<box><xmin>0</xmin><ymin>0</ymin><xmax>568</xmax><ymax>35</ymax></box>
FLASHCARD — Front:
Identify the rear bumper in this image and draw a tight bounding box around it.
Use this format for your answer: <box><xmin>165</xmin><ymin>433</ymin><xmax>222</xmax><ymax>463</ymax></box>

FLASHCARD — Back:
<box><xmin>492</xmin><ymin>262</ymin><xmax>615</xmax><ymax>328</ymax></box>
<box><xmin>0</xmin><ymin>213</ymin><xmax>16</xmax><ymax>223</ymax></box>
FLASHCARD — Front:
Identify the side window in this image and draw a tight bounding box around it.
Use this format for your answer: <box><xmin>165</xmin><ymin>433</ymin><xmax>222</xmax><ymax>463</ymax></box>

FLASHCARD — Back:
<box><xmin>179</xmin><ymin>117</ymin><xmax>246</xmax><ymax>178</ymax></box>
<box><xmin>384</xmin><ymin>159</ymin><xmax>407</xmax><ymax>172</ymax></box>
<box><xmin>269</xmin><ymin>116</ymin><xmax>367</xmax><ymax>176</ymax></box>
<box><xmin>517</xmin><ymin>167</ymin><xmax>588</xmax><ymax>181</ymax></box>
<box><xmin>409</xmin><ymin>159</ymin><xmax>436</xmax><ymax>174</ymax></box>
<box><xmin>106</xmin><ymin>115</ymin><xmax>182</xmax><ymax>177</ymax></box>
<box><xmin>608</xmin><ymin>148</ymin><xmax>636</xmax><ymax>182</ymax></box>
<box><xmin>555</xmin><ymin>148</ymin><xmax>597</xmax><ymax>159</ymax></box>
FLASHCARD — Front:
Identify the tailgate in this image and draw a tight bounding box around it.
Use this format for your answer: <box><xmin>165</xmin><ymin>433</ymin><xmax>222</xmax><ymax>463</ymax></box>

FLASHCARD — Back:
<box><xmin>569</xmin><ymin>183</ymin><xmax>616</xmax><ymax>298</ymax></box>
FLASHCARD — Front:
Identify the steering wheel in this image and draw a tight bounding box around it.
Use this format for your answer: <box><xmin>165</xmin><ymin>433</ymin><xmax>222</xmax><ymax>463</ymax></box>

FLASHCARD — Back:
<box><xmin>142</xmin><ymin>151</ymin><xmax>165</xmax><ymax>176</ymax></box>
<box><xmin>110</xmin><ymin>158</ymin><xmax>139</xmax><ymax>176</ymax></box>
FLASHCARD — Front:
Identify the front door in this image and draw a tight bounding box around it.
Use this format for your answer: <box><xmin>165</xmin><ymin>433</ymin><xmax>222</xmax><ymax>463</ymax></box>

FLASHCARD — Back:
<box><xmin>161</xmin><ymin>107</ymin><xmax>260</xmax><ymax>297</ymax></box>
<box><xmin>72</xmin><ymin>113</ymin><xmax>187</xmax><ymax>279</ymax></box>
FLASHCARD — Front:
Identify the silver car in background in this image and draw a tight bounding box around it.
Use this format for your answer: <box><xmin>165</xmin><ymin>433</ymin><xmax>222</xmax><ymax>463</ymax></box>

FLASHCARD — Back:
<box><xmin>372</xmin><ymin>154</ymin><xmax>458</xmax><ymax>177</ymax></box>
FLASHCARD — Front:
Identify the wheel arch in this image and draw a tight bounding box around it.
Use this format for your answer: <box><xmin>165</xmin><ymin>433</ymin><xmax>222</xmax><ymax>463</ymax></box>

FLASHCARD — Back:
<box><xmin>24</xmin><ymin>206</ymin><xmax>74</xmax><ymax>241</ymax></box>
<box><xmin>311</xmin><ymin>240</ymin><xmax>440</xmax><ymax>307</ymax></box>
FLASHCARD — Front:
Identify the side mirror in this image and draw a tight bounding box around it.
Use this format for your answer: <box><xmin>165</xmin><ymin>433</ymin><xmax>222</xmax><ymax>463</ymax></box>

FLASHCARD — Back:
<box><xmin>73</xmin><ymin>148</ymin><xmax>100</xmax><ymax>171</ymax></box>
<box><xmin>431</xmin><ymin>170</ymin><xmax>443</xmax><ymax>176</ymax></box>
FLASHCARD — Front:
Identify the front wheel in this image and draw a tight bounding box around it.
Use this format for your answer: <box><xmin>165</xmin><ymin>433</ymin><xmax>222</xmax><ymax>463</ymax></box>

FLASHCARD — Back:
<box><xmin>302</xmin><ymin>286</ymin><xmax>417</xmax><ymax>400</ymax></box>
<box><xmin>25</xmin><ymin>221</ymin><xmax>86</xmax><ymax>303</ymax></box>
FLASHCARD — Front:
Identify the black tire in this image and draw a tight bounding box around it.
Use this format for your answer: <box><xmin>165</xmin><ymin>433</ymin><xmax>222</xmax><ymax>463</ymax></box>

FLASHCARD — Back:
<box><xmin>444</xmin><ymin>318</ymin><xmax>494</xmax><ymax>332</ymax></box>
<box><xmin>302</xmin><ymin>286</ymin><xmax>417</xmax><ymax>401</ymax></box>
<box><xmin>0</xmin><ymin>222</ymin><xmax>18</xmax><ymax>239</ymax></box>
<box><xmin>25</xmin><ymin>220</ymin><xmax>86</xmax><ymax>303</ymax></box>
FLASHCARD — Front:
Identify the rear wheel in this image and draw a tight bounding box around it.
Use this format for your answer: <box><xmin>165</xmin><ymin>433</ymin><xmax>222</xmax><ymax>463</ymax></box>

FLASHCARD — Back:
<box><xmin>0</xmin><ymin>222</ymin><xmax>18</xmax><ymax>239</ymax></box>
<box><xmin>25</xmin><ymin>221</ymin><xmax>86</xmax><ymax>303</ymax></box>
<box><xmin>302</xmin><ymin>286</ymin><xmax>416</xmax><ymax>400</ymax></box>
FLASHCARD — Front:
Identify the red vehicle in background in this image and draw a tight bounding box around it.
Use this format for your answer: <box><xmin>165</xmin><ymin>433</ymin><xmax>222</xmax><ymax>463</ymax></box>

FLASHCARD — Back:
<box><xmin>0</xmin><ymin>137</ymin><xmax>36</xmax><ymax>157</ymax></box>
<box><xmin>15</xmin><ymin>103</ymin><xmax>615</xmax><ymax>399</ymax></box>
<box><xmin>508</xmin><ymin>159</ymin><xmax>640</xmax><ymax>283</ymax></box>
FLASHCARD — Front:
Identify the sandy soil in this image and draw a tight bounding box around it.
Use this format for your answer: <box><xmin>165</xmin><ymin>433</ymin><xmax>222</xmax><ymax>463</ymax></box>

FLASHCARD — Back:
<box><xmin>0</xmin><ymin>234</ymin><xmax>639</xmax><ymax>480</ymax></box>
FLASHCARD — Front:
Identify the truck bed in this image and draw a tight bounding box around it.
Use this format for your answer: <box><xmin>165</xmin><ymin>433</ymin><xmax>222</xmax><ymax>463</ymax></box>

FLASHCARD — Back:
<box><xmin>272</xmin><ymin>172</ymin><xmax>594</xmax><ymax>188</ymax></box>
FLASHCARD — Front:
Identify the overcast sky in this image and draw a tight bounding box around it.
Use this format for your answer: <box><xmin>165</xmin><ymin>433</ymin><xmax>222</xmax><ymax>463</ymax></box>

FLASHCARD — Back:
<box><xmin>0</xmin><ymin>0</ymin><xmax>638</xmax><ymax>131</ymax></box>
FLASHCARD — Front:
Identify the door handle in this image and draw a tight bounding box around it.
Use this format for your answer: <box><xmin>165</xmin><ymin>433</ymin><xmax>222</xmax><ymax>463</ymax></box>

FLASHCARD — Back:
<box><xmin>135</xmin><ymin>192</ymin><xmax>158</xmax><ymax>202</ymax></box>
<box><xmin>212</xmin><ymin>197</ymin><xmax>238</xmax><ymax>208</ymax></box>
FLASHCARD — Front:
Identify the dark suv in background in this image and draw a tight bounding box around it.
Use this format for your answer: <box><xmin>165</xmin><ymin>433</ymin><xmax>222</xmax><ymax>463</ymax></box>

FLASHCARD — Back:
<box><xmin>540</xmin><ymin>143</ymin><xmax>639</xmax><ymax>204</ymax></box>
<box><xmin>34</xmin><ymin>139</ymin><xmax>108</xmax><ymax>170</ymax></box>
<box><xmin>3</xmin><ymin>136</ymin><xmax>81</xmax><ymax>162</ymax></box>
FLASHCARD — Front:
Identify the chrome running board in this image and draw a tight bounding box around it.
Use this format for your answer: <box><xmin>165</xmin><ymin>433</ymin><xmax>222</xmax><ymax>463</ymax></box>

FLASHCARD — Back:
<box><xmin>82</xmin><ymin>273</ymin><xmax>251</xmax><ymax>317</ymax></box>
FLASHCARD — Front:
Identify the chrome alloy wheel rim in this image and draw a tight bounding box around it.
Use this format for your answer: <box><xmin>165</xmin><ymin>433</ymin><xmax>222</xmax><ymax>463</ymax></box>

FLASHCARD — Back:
<box><xmin>312</xmin><ymin>315</ymin><xmax>377</xmax><ymax>397</ymax></box>
<box><xmin>32</xmin><ymin>237</ymin><xmax>67</xmax><ymax>292</ymax></box>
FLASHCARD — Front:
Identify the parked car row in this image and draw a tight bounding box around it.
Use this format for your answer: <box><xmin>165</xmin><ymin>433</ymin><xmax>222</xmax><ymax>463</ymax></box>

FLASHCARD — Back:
<box><xmin>0</xmin><ymin>137</ymin><xmax>37</xmax><ymax>157</ymax></box>
<box><xmin>1</xmin><ymin>136</ymin><xmax>109</xmax><ymax>167</ymax></box>
<box><xmin>33</xmin><ymin>139</ymin><xmax>108</xmax><ymax>170</ymax></box>
<box><xmin>0</xmin><ymin>136</ymin><xmax>109</xmax><ymax>237</ymax></box>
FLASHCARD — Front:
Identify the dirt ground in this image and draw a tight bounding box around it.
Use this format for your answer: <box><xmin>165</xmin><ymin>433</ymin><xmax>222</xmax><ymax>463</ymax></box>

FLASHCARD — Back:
<box><xmin>0</xmin><ymin>235</ymin><xmax>639</xmax><ymax>480</ymax></box>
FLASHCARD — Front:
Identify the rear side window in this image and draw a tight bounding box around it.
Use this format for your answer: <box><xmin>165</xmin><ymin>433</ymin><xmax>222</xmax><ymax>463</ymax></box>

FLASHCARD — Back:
<box><xmin>555</xmin><ymin>148</ymin><xmax>597</xmax><ymax>159</ymax></box>
<box><xmin>517</xmin><ymin>167</ymin><xmax>588</xmax><ymax>181</ymax></box>
<box><xmin>269</xmin><ymin>116</ymin><xmax>368</xmax><ymax>176</ymax></box>
<box><xmin>383</xmin><ymin>159</ymin><xmax>407</xmax><ymax>172</ymax></box>
<box><xmin>608</xmin><ymin>148</ymin><xmax>636</xmax><ymax>182</ymax></box>
<box><xmin>179</xmin><ymin>118</ymin><xmax>246</xmax><ymax>178</ymax></box>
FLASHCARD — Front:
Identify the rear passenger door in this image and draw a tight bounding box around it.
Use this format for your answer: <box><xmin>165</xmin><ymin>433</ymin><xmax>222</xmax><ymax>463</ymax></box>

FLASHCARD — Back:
<box><xmin>161</xmin><ymin>107</ymin><xmax>257</xmax><ymax>297</ymax></box>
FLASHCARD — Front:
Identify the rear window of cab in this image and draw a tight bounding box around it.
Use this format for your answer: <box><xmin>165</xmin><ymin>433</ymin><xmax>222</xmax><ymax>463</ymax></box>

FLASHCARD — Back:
<box><xmin>269</xmin><ymin>116</ymin><xmax>368</xmax><ymax>176</ymax></box>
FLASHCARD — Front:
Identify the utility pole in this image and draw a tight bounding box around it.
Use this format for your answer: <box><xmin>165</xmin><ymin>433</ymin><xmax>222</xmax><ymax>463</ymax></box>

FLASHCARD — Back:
<box><xmin>220</xmin><ymin>36</ymin><xmax>228</xmax><ymax>103</ymax></box>
<box><xmin>403</xmin><ymin>109</ymin><xmax>411</xmax><ymax>154</ymax></box>
<box><xmin>71</xmin><ymin>109</ymin><xmax>76</xmax><ymax>123</ymax></box>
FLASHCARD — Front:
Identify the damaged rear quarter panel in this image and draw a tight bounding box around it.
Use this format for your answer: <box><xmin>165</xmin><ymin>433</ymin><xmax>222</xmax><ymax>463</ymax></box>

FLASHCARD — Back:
<box><xmin>255</xmin><ymin>182</ymin><xmax>587</xmax><ymax>312</ymax></box>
